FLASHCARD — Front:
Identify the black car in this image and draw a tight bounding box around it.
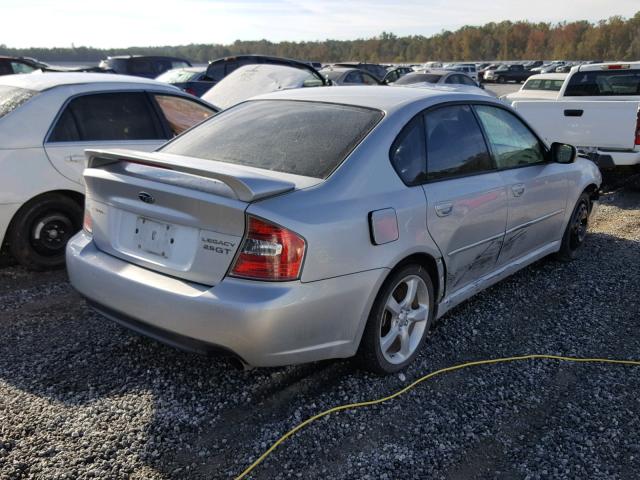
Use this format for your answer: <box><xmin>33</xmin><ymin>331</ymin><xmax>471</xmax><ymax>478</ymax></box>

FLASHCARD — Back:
<box><xmin>331</xmin><ymin>62</ymin><xmax>388</xmax><ymax>82</ymax></box>
<box><xmin>155</xmin><ymin>67</ymin><xmax>211</xmax><ymax>97</ymax></box>
<box><xmin>491</xmin><ymin>64</ymin><xmax>534</xmax><ymax>83</ymax></box>
<box><xmin>98</xmin><ymin>56</ymin><xmax>192</xmax><ymax>78</ymax></box>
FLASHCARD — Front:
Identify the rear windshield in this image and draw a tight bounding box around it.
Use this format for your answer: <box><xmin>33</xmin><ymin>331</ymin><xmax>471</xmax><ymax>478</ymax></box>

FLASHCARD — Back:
<box><xmin>0</xmin><ymin>86</ymin><xmax>38</xmax><ymax>119</ymax></box>
<box><xmin>522</xmin><ymin>79</ymin><xmax>565</xmax><ymax>91</ymax></box>
<box><xmin>161</xmin><ymin>100</ymin><xmax>383</xmax><ymax>179</ymax></box>
<box><xmin>156</xmin><ymin>69</ymin><xmax>200</xmax><ymax>83</ymax></box>
<box><xmin>565</xmin><ymin>69</ymin><xmax>640</xmax><ymax>96</ymax></box>
<box><xmin>395</xmin><ymin>73</ymin><xmax>442</xmax><ymax>85</ymax></box>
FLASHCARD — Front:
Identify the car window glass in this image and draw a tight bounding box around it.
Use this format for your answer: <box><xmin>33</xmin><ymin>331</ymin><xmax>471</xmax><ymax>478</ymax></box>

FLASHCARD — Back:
<box><xmin>207</xmin><ymin>63</ymin><xmax>225</xmax><ymax>82</ymax></box>
<box><xmin>565</xmin><ymin>70</ymin><xmax>640</xmax><ymax>96</ymax></box>
<box><xmin>0</xmin><ymin>85</ymin><xmax>38</xmax><ymax>119</ymax></box>
<box><xmin>129</xmin><ymin>59</ymin><xmax>154</xmax><ymax>75</ymax></box>
<box><xmin>11</xmin><ymin>62</ymin><xmax>36</xmax><ymax>74</ymax></box>
<box><xmin>154</xmin><ymin>95</ymin><xmax>215</xmax><ymax>136</ymax></box>
<box><xmin>162</xmin><ymin>100</ymin><xmax>383</xmax><ymax>179</ymax></box>
<box><xmin>459</xmin><ymin>75</ymin><xmax>476</xmax><ymax>86</ymax></box>
<box><xmin>49</xmin><ymin>92</ymin><xmax>163</xmax><ymax>142</ymax></box>
<box><xmin>361</xmin><ymin>73</ymin><xmax>379</xmax><ymax>85</ymax></box>
<box><xmin>48</xmin><ymin>108</ymin><xmax>81</xmax><ymax>142</ymax></box>
<box><xmin>424</xmin><ymin>105</ymin><xmax>493</xmax><ymax>181</ymax></box>
<box><xmin>344</xmin><ymin>71</ymin><xmax>362</xmax><ymax>83</ymax></box>
<box><xmin>474</xmin><ymin>105</ymin><xmax>545</xmax><ymax>169</ymax></box>
<box><xmin>390</xmin><ymin>116</ymin><xmax>426</xmax><ymax>185</ymax></box>
<box><xmin>0</xmin><ymin>61</ymin><xmax>12</xmax><ymax>75</ymax></box>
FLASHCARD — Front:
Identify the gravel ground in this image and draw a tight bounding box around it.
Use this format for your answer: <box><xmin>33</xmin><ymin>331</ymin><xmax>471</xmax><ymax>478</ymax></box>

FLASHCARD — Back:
<box><xmin>1</xmin><ymin>186</ymin><xmax>639</xmax><ymax>480</ymax></box>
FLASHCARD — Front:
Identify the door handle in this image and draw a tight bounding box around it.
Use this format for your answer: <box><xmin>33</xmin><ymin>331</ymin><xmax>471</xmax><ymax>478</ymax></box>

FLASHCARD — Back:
<box><xmin>435</xmin><ymin>202</ymin><xmax>453</xmax><ymax>217</ymax></box>
<box><xmin>511</xmin><ymin>183</ymin><xmax>526</xmax><ymax>197</ymax></box>
<box><xmin>564</xmin><ymin>109</ymin><xmax>583</xmax><ymax>117</ymax></box>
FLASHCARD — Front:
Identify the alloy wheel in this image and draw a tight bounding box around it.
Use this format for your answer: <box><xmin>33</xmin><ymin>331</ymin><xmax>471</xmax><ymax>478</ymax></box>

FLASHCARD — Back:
<box><xmin>379</xmin><ymin>275</ymin><xmax>430</xmax><ymax>365</ymax></box>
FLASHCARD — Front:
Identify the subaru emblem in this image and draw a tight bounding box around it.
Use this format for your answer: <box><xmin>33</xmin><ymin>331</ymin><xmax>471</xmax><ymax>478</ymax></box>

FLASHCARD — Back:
<box><xmin>138</xmin><ymin>192</ymin><xmax>155</xmax><ymax>204</ymax></box>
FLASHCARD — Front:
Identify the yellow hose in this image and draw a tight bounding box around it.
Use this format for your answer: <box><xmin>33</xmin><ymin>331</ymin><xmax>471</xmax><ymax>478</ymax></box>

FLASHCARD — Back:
<box><xmin>235</xmin><ymin>354</ymin><xmax>640</xmax><ymax>479</ymax></box>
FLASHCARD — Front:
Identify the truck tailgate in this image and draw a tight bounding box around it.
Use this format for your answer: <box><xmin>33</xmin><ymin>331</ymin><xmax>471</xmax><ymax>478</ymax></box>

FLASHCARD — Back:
<box><xmin>513</xmin><ymin>100</ymin><xmax>639</xmax><ymax>150</ymax></box>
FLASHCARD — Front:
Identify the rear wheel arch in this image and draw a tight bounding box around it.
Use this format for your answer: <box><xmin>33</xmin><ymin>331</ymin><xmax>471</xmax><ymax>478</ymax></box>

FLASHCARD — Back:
<box><xmin>5</xmin><ymin>190</ymin><xmax>85</xmax><ymax>270</ymax></box>
<box><xmin>388</xmin><ymin>252</ymin><xmax>443</xmax><ymax>306</ymax></box>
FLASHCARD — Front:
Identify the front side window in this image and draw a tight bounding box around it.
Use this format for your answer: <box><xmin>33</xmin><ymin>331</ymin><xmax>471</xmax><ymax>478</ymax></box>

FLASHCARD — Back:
<box><xmin>49</xmin><ymin>92</ymin><xmax>163</xmax><ymax>142</ymax></box>
<box><xmin>474</xmin><ymin>105</ymin><xmax>545</xmax><ymax>169</ymax></box>
<box><xmin>390</xmin><ymin>116</ymin><xmax>426</xmax><ymax>185</ymax></box>
<box><xmin>11</xmin><ymin>62</ymin><xmax>36</xmax><ymax>74</ymax></box>
<box><xmin>424</xmin><ymin>105</ymin><xmax>493</xmax><ymax>181</ymax></box>
<box><xmin>161</xmin><ymin>100</ymin><xmax>383</xmax><ymax>179</ymax></box>
<box><xmin>154</xmin><ymin>95</ymin><xmax>215</xmax><ymax>136</ymax></box>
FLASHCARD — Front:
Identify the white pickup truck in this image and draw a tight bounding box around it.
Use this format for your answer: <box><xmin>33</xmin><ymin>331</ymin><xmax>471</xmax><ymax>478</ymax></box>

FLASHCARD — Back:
<box><xmin>512</xmin><ymin>63</ymin><xmax>640</xmax><ymax>170</ymax></box>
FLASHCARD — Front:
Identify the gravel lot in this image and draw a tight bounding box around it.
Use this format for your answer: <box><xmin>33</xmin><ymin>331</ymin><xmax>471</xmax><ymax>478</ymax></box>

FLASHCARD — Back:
<box><xmin>1</xmin><ymin>184</ymin><xmax>639</xmax><ymax>480</ymax></box>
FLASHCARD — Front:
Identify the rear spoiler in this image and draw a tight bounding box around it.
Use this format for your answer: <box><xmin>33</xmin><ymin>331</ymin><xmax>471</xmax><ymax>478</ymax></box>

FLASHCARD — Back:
<box><xmin>85</xmin><ymin>149</ymin><xmax>296</xmax><ymax>202</ymax></box>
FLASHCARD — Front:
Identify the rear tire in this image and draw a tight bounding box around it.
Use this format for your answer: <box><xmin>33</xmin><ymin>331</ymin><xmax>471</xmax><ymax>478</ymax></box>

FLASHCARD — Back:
<box><xmin>357</xmin><ymin>264</ymin><xmax>435</xmax><ymax>374</ymax></box>
<box><xmin>556</xmin><ymin>193</ymin><xmax>590</xmax><ymax>262</ymax></box>
<box><xmin>8</xmin><ymin>194</ymin><xmax>83</xmax><ymax>271</ymax></box>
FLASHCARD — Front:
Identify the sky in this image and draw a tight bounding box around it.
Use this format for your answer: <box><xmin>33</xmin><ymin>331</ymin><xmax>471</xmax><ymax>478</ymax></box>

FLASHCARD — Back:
<box><xmin>3</xmin><ymin>0</ymin><xmax>639</xmax><ymax>48</ymax></box>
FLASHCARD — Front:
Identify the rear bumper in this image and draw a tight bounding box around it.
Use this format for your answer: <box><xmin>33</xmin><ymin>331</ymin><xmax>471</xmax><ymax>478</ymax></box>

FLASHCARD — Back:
<box><xmin>66</xmin><ymin>232</ymin><xmax>386</xmax><ymax>367</ymax></box>
<box><xmin>585</xmin><ymin>149</ymin><xmax>640</xmax><ymax>167</ymax></box>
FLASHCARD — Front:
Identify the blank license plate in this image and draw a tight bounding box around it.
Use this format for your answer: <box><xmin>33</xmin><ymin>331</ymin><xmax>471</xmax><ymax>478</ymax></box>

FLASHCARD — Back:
<box><xmin>135</xmin><ymin>217</ymin><xmax>174</xmax><ymax>258</ymax></box>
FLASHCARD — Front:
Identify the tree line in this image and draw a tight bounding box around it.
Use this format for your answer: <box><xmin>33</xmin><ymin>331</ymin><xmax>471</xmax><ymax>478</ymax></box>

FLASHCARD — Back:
<box><xmin>2</xmin><ymin>12</ymin><xmax>639</xmax><ymax>64</ymax></box>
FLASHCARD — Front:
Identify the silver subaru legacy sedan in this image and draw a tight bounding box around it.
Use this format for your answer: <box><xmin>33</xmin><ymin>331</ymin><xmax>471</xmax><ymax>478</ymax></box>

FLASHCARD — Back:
<box><xmin>66</xmin><ymin>86</ymin><xmax>601</xmax><ymax>373</ymax></box>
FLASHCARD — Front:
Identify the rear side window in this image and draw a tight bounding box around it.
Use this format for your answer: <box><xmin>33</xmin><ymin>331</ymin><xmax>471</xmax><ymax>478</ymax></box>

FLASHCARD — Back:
<box><xmin>390</xmin><ymin>116</ymin><xmax>426</xmax><ymax>185</ymax></box>
<box><xmin>153</xmin><ymin>95</ymin><xmax>215</xmax><ymax>136</ymax></box>
<box><xmin>49</xmin><ymin>92</ymin><xmax>163</xmax><ymax>142</ymax></box>
<box><xmin>565</xmin><ymin>70</ymin><xmax>640</xmax><ymax>96</ymax></box>
<box><xmin>424</xmin><ymin>105</ymin><xmax>493</xmax><ymax>181</ymax></box>
<box><xmin>474</xmin><ymin>105</ymin><xmax>545</xmax><ymax>169</ymax></box>
<box><xmin>161</xmin><ymin>100</ymin><xmax>383</xmax><ymax>179</ymax></box>
<box><xmin>0</xmin><ymin>86</ymin><xmax>38</xmax><ymax>119</ymax></box>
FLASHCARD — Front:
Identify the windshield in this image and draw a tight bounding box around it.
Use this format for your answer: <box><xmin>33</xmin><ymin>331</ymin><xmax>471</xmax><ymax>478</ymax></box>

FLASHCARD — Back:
<box><xmin>565</xmin><ymin>69</ymin><xmax>640</xmax><ymax>96</ymax></box>
<box><xmin>0</xmin><ymin>86</ymin><xmax>38</xmax><ymax>119</ymax></box>
<box><xmin>395</xmin><ymin>73</ymin><xmax>442</xmax><ymax>85</ymax></box>
<box><xmin>162</xmin><ymin>100</ymin><xmax>384</xmax><ymax>179</ymax></box>
<box><xmin>522</xmin><ymin>79</ymin><xmax>565</xmax><ymax>91</ymax></box>
<box><xmin>156</xmin><ymin>69</ymin><xmax>200</xmax><ymax>83</ymax></box>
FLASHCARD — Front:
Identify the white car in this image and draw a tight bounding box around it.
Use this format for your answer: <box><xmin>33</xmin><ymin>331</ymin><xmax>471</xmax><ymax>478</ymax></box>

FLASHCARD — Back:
<box><xmin>0</xmin><ymin>73</ymin><xmax>217</xmax><ymax>269</ymax></box>
<box><xmin>501</xmin><ymin>73</ymin><xmax>568</xmax><ymax>104</ymax></box>
<box><xmin>512</xmin><ymin>62</ymin><xmax>640</xmax><ymax>169</ymax></box>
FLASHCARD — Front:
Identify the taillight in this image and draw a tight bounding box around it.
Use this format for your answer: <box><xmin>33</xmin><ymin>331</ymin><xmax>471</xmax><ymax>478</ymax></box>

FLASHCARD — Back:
<box><xmin>83</xmin><ymin>208</ymin><xmax>92</xmax><ymax>234</ymax></box>
<box><xmin>635</xmin><ymin>110</ymin><xmax>640</xmax><ymax>146</ymax></box>
<box><xmin>230</xmin><ymin>216</ymin><xmax>305</xmax><ymax>281</ymax></box>
<box><xmin>185</xmin><ymin>87</ymin><xmax>197</xmax><ymax>96</ymax></box>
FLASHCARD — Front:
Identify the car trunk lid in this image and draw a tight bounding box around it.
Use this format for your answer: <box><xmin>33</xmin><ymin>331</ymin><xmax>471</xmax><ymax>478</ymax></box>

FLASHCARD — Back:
<box><xmin>83</xmin><ymin>148</ymin><xmax>319</xmax><ymax>286</ymax></box>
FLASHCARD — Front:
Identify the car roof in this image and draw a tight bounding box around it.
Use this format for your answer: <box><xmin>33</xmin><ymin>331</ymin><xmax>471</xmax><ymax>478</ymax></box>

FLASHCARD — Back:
<box><xmin>0</xmin><ymin>72</ymin><xmax>176</xmax><ymax>91</ymax></box>
<box><xmin>254</xmin><ymin>85</ymin><xmax>493</xmax><ymax>112</ymax></box>
<box><xmin>525</xmin><ymin>73</ymin><xmax>568</xmax><ymax>80</ymax></box>
<box><xmin>577</xmin><ymin>61</ymin><xmax>640</xmax><ymax>72</ymax></box>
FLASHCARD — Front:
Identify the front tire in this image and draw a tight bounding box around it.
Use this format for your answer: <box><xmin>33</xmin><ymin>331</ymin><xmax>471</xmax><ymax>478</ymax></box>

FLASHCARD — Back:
<box><xmin>497</xmin><ymin>76</ymin><xmax>506</xmax><ymax>84</ymax></box>
<box><xmin>556</xmin><ymin>193</ymin><xmax>590</xmax><ymax>262</ymax></box>
<box><xmin>357</xmin><ymin>265</ymin><xmax>435</xmax><ymax>374</ymax></box>
<box><xmin>8</xmin><ymin>194</ymin><xmax>83</xmax><ymax>270</ymax></box>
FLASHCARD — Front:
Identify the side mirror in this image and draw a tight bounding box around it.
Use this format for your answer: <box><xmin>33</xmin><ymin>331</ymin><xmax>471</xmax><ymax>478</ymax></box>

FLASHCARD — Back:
<box><xmin>551</xmin><ymin>142</ymin><xmax>577</xmax><ymax>164</ymax></box>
